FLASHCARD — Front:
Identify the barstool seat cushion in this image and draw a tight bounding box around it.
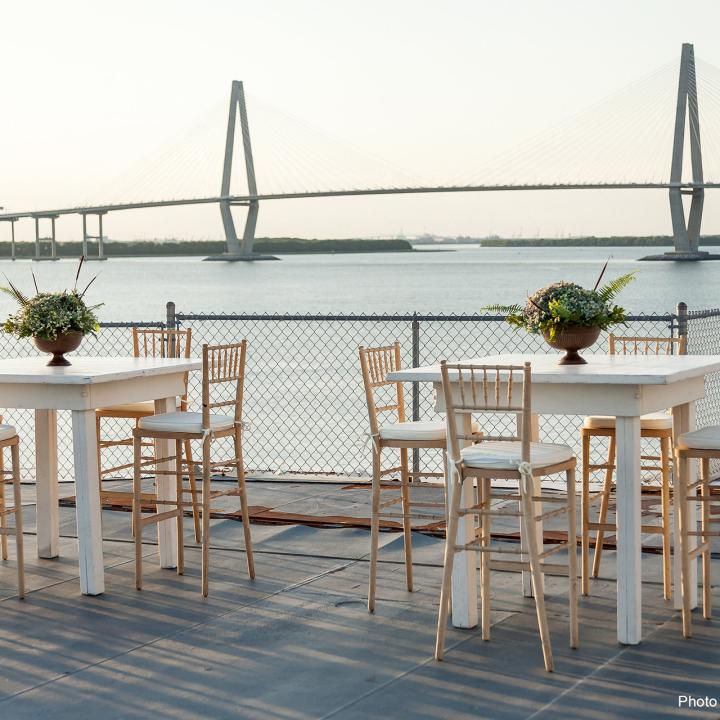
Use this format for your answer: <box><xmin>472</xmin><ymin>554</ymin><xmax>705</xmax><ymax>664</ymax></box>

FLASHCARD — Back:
<box><xmin>461</xmin><ymin>440</ymin><xmax>574</xmax><ymax>470</ymax></box>
<box><xmin>378</xmin><ymin>420</ymin><xmax>480</xmax><ymax>442</ymax></box>
<box><xmin>583</xmin><ymin>412</ymin><xmax>672</xmax><ymax>431</ymax></box>
<box><xmin>677</xmin><ymin>426</ymin><xmax>720</xmax><ymax>451</ymax></box>
<box><xmin>98</xmin><ymin>401</ymin><xmax>155</xmax><ymax>415</ymax></box>
<box><xmin>139</xmin><ymin>411</ymin><xmax>235</xmax><ymax>434</ymax></box>
<box><xmin>0</xmin><ymin>424</ymin><xmax>17</xmax><ymax>442</ymax></box>
<box><xmin>378</xmin><ymin>420</ymin><xmax>447</xmax><ymax>441</ymax></box>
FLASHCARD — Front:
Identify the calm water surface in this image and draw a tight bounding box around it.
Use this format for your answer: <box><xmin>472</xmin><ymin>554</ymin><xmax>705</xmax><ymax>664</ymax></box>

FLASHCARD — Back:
<box><xmin>0</xmin><ymin>245</ymin><xmax>717</xmax><ymax>321</ymax></box>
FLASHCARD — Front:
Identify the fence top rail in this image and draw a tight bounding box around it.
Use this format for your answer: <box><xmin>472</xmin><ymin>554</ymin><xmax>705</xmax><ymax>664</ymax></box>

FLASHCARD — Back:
<box><xmin>174</xmin><ymin>311</ymin><xmax>676</xmax><ymax>323</ymax></box>
<box><xmin>100</xmin><ymin>321</ymin><xmax>165</xmax><ymax>328</ymax></box>
<box><xmin>687</xmin><ymin>308</ymin><xmax>720</xmax><ymax>320</ymax></box>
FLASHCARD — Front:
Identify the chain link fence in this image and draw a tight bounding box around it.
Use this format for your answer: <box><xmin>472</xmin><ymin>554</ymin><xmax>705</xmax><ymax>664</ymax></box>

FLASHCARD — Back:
<box><xmin>1</xmin><ymin>303</ymin><xmax>718</xmax><ymax>484</ymax></box>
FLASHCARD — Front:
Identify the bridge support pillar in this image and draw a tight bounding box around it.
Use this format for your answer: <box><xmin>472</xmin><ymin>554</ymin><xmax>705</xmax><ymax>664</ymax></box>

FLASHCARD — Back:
<box><xmin>32</xmin><ymin>215</ymin><xmax>60</xmax><ymax>261</ymax></box>
<box><xmin>0</xmin><ymin>218</ymin><xmax>19</xmax><ymax>260</ymax></box>
<box><xmin>657</xmin><ymin>43</ymin><xmax>708</xmax><ymax>261</ymax></box>
<box><xmin>209</xmin><ymin>80</ymin><xmax>277</xmax><ymax>261</ymax></box>
<box><xmin>81</xmin><ymin>212</ymin><xmax>108</xmax><ymax>261</ymax></box>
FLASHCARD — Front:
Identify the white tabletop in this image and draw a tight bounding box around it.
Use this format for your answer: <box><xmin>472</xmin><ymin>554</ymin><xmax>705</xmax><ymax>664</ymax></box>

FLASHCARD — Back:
<box><xmin>388</xmin><ymin>353</ymin><xmax>720</xmax><ymax>385</ymax></box>
<box><xmin>0</xmin><ymin>356</ymin><xmax>202</xmax><ymax>384</ymax></box>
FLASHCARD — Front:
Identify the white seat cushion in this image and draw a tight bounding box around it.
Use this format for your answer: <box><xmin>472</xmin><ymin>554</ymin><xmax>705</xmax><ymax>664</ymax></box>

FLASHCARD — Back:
<box><xmin>378</xmin><ymin>420</ymin><xmax>479</xmax><ymax>442</ymax></box>
<box><xmin>138</xmin><ymin>411</ymin><xmax>235</xmax><ymax>434</ymax></box>
<box><xmin>461</xmin><ymin>441</ymin><xmax>574</xmax><ymax>471</ymax></box>
<box><xmin>0</xmin><ymin>424</ymin><xmax>17</xmax><ymax>442</ymax></box>
<box><xmin>677</xmin><ymin>426</ymin><xmax>720</xmax><ymax>451</ymax></box>
<box><xmin>98</xmin><ymin>401</ymin><xmax>155</xmax><ymax>415</ymax></box>
<box><xmin>583</xmin><ymin>411</ymin><xmax>672</xmax><ymax>431</ymax></box>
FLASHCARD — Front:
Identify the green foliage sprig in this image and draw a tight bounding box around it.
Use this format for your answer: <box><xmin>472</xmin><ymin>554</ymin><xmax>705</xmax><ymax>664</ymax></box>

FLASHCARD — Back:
<box><xmin>484</xmin><ymin>268</ymin><xmax>636</xmax><ymax>342</ymax></box>
<box><xmin>0</xmin><ymin>257</ymin><xmax>102</xmax><ymax>341</ymax></box>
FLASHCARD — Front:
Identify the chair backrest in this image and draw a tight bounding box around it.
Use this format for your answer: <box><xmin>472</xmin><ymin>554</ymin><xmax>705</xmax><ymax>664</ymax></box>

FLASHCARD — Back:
<box><xmin>358</xmin><ymin>342</ymin><xmax>406</xmax><ymax>436</ymax></box>
<box><xmin>609</xmin><ymin>333</ymin><xmax>687</xmax><ymax>356</ymax></box>
<box><xmin>132</xmin><ymin>327</ymin><xmax>193</xmax><ymax>408</ymax></box>
<box><xmin>440</xmin><ymin>360</ymin><xmax>532</xmax><ymax>466</ymax></box>
<box><xmin>132</xmin><ymin>327</ymin><xmax>192</xmax><ymax>359</ymax></box>
<box><xmin>201</xmin><ymin>341</ymin><xmax>247</xmax><ymax>429</ymax></box>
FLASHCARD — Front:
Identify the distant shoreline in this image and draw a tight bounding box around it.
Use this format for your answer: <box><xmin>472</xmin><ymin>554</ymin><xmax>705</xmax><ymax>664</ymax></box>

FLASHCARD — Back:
<box><xmin>0</xmin><ymin>238</ymin><xmax>414</xmax><ymax>258</ymax></box>
<box><xmin>433</xmin><ymin>235</ymin><xmax>720</xmax><ymax>248</ymax></box>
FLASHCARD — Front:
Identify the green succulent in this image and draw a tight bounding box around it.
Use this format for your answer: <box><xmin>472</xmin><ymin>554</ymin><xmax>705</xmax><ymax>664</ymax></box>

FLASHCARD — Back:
<box><xmin>0</xmin><ymin>257</ymin><xmax>102</xmax><ymax>341</ymax></box>
<box><xmin>484</xmin><ymin>269</ymin><xmax>636</xmax><ymax>341</ymax></box>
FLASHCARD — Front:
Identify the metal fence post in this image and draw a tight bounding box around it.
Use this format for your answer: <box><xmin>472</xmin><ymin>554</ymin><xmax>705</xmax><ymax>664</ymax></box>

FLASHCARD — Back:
<box><xmin>676</xmin><ymin>301</ymin><xmax>688</xmax><ymax>348</ymax></box>
<box><xmin>166</xmin><ymin>301</ymin><xmax>177</xmax><ymax>330</ymax></box>
<box><xmin>411</xmin><ymin>313</ymin><xmax>420</xmax><ymax>478</ymax></box>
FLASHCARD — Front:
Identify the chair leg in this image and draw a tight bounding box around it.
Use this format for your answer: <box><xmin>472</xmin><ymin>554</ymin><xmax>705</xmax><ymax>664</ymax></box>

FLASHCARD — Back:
<box><xmin>174</xmin><ymin>440</ymin><xmax>184</xmax><ymax>576</ymax></box>
<box><xmin>591</xmin><ymin>434</ymin><xmax>615</xmax><ymax>579</ymax></box>
<box><xmin>11</xmin><ymin>443</ymin><xmax>24</xmax><ymax>600</ymax></box>
<box><xmin>399</xmin><ymin>447</ymin><xmax>413</xmax><ymax>593</ymax></box>
<box><xmin>95</xmin><ymin>414</ymin><xmax>102</xmax><ymax>482</ymax></box>
<box><xmin>480</xmin><ymin>477</ymin><xmax>491</xmax><ymax>641</ymax></box>
<box><xmin>184</xmin><ymin>440</ymin><xmax>201</xmax><ymax>543</ymax></box>
<box><xmin>676</xmin><ymin>452</ymin><xmax>692</xmax><ymax>638</ymax></box>
<box><xmin>367</xmin><ymin>446</ymin><xmax>381</xmax><ymax>613</ymax></box>
<box><xmin>520</xmin><ymin>473</ymin><xmax>553</xmax><ymax>672</ymax></box>
<box><xmin>581</xmin><ymin>431</ymin><xmax>591</xmax><ymax>596</ymax></box>
<box><xmin>701</xmin><ymin>458</ymin><xmax>712</xmax><ymax>620</ymax></box>
<box><xmin>233</xmin><ymin>425</ymin><xmax>255</xmax><ymax>580</ymax></box>
<box><xmin>0</xmin><ymin>448</ymin><xmax>7</xmax><ymax>562</ymax></box>
<box><xmin>660</xmin><ymin>436</ymin><xmax>672</xmax><ymax>601</ymax></box>
<box><xmin>566</xmin><ymin>467</ymin><xmax>579</xmax><ymax>649</ymax></box>
<box><xmin>201</xmin><ymin>437</ymin><xmax>211</xmax><ymax>598</ymax></box>
<box><xmin>435</xmin><ymin>469</ymin><xmax>463</xmax><ymax>661</ymax></box>
<box><xmin>133</xmin><ymin>435</ymin><xmax>143</xmax><ymax>591</ymax></box>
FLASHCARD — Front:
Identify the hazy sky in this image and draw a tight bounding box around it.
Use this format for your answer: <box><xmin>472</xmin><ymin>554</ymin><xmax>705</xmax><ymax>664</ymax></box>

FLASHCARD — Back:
<box><xmin>2</xmin><ymin>0</ymin><xmax>720</xmax><ymax>242</ymax></box>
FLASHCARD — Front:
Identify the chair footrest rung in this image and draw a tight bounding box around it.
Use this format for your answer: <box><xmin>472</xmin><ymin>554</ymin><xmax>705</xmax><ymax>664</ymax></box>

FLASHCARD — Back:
<box><xmin>0</xmin><ymin>526</ymin><xmax>20</xmax><ymax>536</ymax></box>
<box><xmin>0</xmin><ymin>506</ymin><xmax>19</xmax><ymax>517</ymax></box>
<box><xmin>587</xmin><ymin>521</ymin><xmax>615</xmax><ymax>531</ymax></box>
<box><xmin>688</xmin><ymin>542</ymin><xmax>712</xmax><ymax>558</ymax></box>
<box><xmin>139</xmin><ymin>509</ymin><xmax>181</xmax><ymax>526</ymax></box>
<box><xmin>489</xmin><ymin>559</ymin><xmax>568</xmax><ymax>575</ymax></box>
<box><xmin>538</xmin><ymin>542</ymin><xmax>571</xmax><ymax>560</ymax></box>
<box><xmin>379</xmin><ymin>466</ymin><xmax>402</xmax><ymax>477</ymax></box>
<box><xmin>377</xmin><ymin>512</ymin><xmax>439</xmax><ymax>521</ymax></box>
<box><xmin>457</xmin><ymin>543</ymin><xmax>520</xmax><ymax>554</ymax></box>
<box><xmin>460</xmin><ymin>509</ymin><xmax>521</xmax><ymax>518</ymax></box>
<box><xmin>379</xmin><ymin>497</ymin><xmax>402</xmax><ymax>509</ymax></box>
<box><xmin>536</xmin><ymin>506</ymin><xmax>569</xmax><ymax>521</ymax></box>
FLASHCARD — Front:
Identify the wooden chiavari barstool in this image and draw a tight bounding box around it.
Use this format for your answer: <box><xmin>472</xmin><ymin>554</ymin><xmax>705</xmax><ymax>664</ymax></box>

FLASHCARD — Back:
<box><xmin>435</xmin><ymin>361</ymin><xmax>578</xmax><ymax>673</ymax></box>
<box><xmin>581</xmin><ymin>333</ymin><xmax>685</xmax><ymax>598</ymax></box>
<box><xmin>360</xmin><ymin>343</ymin><xmax>480</xmax><ymax>612</ymax></box>
<box><xmin>132</xmin><ymin>341</ymin><xmax>254</xmax><ymax>597</ymax></box>
<box><xmin>0</xmin><ymin>424</ymin><xmax>24</xmax><ymax>599</ymax></box>
<box><xmin>674</xmin><ymin>427</ymin><xmax>719</xmax><ymax>638</ymax></box>
<box><xmin>96</xmin><ymin>327</ymin><xmax>201</xmax><ymax>541</ymax></box>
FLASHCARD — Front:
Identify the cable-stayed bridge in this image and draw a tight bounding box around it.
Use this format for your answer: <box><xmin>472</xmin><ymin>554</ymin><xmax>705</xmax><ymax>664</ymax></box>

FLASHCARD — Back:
<box><xmin>0</xmin><ymin>43</ymin><xmax>716</xmax><ymax>261</ymax></box>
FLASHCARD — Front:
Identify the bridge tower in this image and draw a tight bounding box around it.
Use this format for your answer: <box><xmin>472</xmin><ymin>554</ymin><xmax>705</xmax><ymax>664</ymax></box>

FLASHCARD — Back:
<box><xmin>668</xmin><ymin>43</ymin><xmax>707</xmax><ymax>259</ymax></box>
<box><xmin>207</xmin><ymin>80</ymin><xmax>276</xmax><ymax>261</ymax></box>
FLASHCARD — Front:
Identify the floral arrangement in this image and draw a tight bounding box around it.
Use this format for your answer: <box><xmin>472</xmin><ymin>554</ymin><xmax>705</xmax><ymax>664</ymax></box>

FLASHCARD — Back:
<box><xmin>486</xmin><ymin>266</ymin><xmax>635</xmax><ymax>341</ymax></box>
<box><xmin>1</xmin><ymin>258</ymin><xmax>101</xmax><ymax>341</ymax></box>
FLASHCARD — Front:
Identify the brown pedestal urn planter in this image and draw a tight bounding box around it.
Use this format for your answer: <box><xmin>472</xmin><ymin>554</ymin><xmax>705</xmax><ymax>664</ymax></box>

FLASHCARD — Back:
<box><xmin>33</xmin><ymin>332</ymin><xmax>84</xmax><ymax>367</ymax></box>
<box><xmin>543</xmin><ymin>325</ymin><xmax>600</xmax><ymax>365</ymax></box>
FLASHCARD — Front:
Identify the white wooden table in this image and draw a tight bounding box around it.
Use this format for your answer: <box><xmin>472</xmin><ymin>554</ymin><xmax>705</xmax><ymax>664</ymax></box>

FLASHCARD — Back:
<box><xmin>389</xmin><ymin>353</ymin><xmax>720</xmax><ymax>645</ymax></box>
<box><xmin>0</xmin><ymin>356</ymin><xmax>201</xmax><ymax>595</ymax></box>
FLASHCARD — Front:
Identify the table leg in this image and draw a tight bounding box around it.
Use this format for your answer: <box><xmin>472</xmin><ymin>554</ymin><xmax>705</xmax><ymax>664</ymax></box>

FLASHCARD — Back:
<box><xmin>35</xmin><ymin>409</ymin><xmax>59</xmax><ymax>559</ymax></box>
<box><xmin>450</xmin><ymin>411</ymin><xmax>478</xmax><ymax>628</ymax></box>
<box><xmin>155</xmin><ymin>397</ymin><xmax>178</xmax><ymax>569</ymax></box>
<box><xmin>672</xmin><ymin>402</ymin><xmax>698</xmax><ymax>611</ymax></box>
<box><xmin>521</xmin><ymin>413</ymin><xmax>542</xmax><ymax>597</ymax></box>
<box><xmin>615</xmin><ymin>415</ymin><xmax>642</xmax><ymax>645</ymax></box>
<box><xmin>71</xmin><ymin>409</ymin><xmax>105</xmax><ymax>595</ymax></box>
